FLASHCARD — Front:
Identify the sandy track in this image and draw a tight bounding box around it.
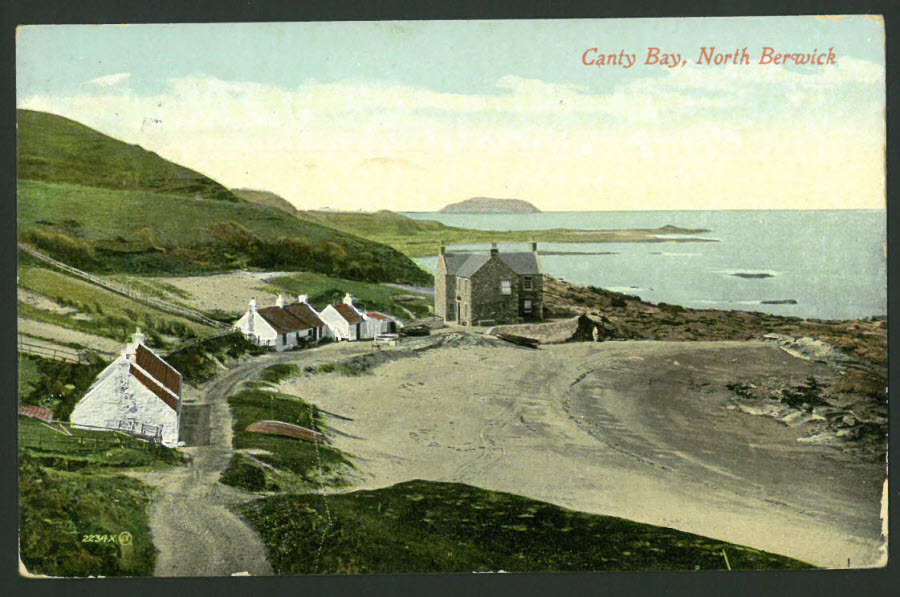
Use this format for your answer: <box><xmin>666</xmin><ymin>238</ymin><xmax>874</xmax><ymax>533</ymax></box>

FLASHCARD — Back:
<box><xmin>18</xmin><ymin>318</ymin><xmax>122</xmax><ymax>355</ymax></box>
<box><xmin>132</xmin><ymin>341</ymin><xmax>378</xmax><ymax>577</ymax></box>
<box><xmin>158</xmin><ymin>271</ymin><xmax>286</xmax><ymax>314</ymax></box>
<box><xmin>279</xmin><ymin>339</ymin><xmax>886</xmax><ymax>569</ymax></box>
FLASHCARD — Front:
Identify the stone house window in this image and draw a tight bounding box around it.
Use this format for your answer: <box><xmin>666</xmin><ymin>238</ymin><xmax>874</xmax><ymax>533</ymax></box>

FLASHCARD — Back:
<box><xmin>500</xmin><ymin>280</ymin><xmax>512</xmax><ymax>295</ymax></box>
<box><xmin>523</xmin><ymin>276</ymin><xmax>533</xmax><ymax>291</ymax></box>
<box><xmin>524</xmin><ymin>300</ymin><xmax>533</xmax><ymax>313</ymax></box>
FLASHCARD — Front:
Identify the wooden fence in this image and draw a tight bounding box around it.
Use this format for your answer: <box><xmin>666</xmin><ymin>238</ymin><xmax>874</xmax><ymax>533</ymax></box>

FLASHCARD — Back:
<box><xmin>19</xmin><ymin>419</ymin><xmax>165</xmax><ymax>452</ymax></box>
<box><xmin>18</xmin><ymin>242</ymin><xmax>245</xmax><ymax>361</ymax></box>
<box><xmin>17</xmin><ymin>340</ymin><xmax>84</xmax><ymax>363</ymax></box>
<box><xmin>18</xmin><ymin>242</ymin><xmax>229</xmax><ymax>329</ymax></box>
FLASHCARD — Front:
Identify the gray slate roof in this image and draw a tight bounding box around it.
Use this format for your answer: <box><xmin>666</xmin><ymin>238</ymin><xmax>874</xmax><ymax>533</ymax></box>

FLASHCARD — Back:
<box><xmin>454</xmin><ymin>254</ymin><xmax>491</xmax><ymax>278</ymax></box>
<box><xmin>444</xmin><ymin>251</ymin><xmax>540</xmax><ymax>278</ymax></box>
<box><xmin>498</xmin><ymin>252</ymin><xmax>541</xmax><ymax>275</ymax></box>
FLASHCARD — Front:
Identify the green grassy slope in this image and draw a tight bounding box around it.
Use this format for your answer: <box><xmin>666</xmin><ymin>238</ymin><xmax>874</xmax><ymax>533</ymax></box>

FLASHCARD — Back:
<box><xmin>18</xmin><ymin>180</ymin><xmax>430</xmax><ymax>283</ymax></box>
<box><xmin>239</xmin><ymin>480</ymin><xmax>812</xmax><ymax>574</ymax></box>
<box><xmin>18</xmin><ymin>264</ymin><xmax>213</xmax><ymax>347</ymax></box>
<box><xmin>17</xmin><ymin>110</ymin><xmax>431</xmax><ymax>284</ymax></box>
<box><xmin>232</xmin><ymin>188</ymin><xmax>298</xmax><ymax>215</ymax></box>
<box><xmin>19</xmin><ymin>418</ymin><xmax>181</xmax><ymax>576</ymax></box>
<box><xmin>300</xmin><ymin>209</ymin><xmax>451</xmax><ymax>237</ymax></box>
<box><xmin>17</xmin><ymin>109</ymin><xmax>238</xmax><ymax>202</ymax></box>
<box><xmin>266</xmin><ymin>272</ymin><xmax>432</xmax><ymax>318</ymax></box>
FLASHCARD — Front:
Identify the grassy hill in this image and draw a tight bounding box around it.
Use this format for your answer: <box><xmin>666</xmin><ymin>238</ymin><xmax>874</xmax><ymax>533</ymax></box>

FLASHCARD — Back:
<box><xmin>232</xmin><ymin>188</ymin><xmax>298</xmax><ymax>215</ymax></box>
<box><xmin>300</xmin><ymin>209</ymin><xmax>450</xmax><ymax>237</ymax></box>
<box><xmin>16</xmin><ymin>111</ymin><xmax>431</xmax><ymax>285</ymax></box>
<box><xmin>239</xmin><ymin>480</ymin><xmax>812</xmax><ymax>573</ymax></box>
<box><xmin>17</xmin><ymin>109</ymin><xmax>238</xmax><ymax>202</ymax></box>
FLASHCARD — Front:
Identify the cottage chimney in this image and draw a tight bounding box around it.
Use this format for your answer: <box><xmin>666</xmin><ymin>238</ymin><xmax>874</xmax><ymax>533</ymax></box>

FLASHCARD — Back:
<box><xmin>276</xmin><ymin>294</ymin><xmax>285</xmax><ymax>308</ymax></box>
<box><xmin>490</xmin><ymin>242</ymin><xmax>499</xmax><ymax>257</ymax></box>
<box><xmin>249</xmin><ymin>297</ymin><xmax>257</xmax><ymax>311</ymax></box>
<box><xmin>123</xmin><ymin>327</ymin><xmax>145</xmax><ymax>360</ymax></box>
<box><xmin>531</xmin><ymin>239</ymin><xmax>538</xmax><ymax>253</ymax></box>
<box><xmin>298</xmin><ymin>294</ymin><xmax>308</xmax><ymax>304</ymax></box>
<box><xmin>439</xmin><ymin>241</ymin><xmax>446</xmax><ymax>255</ymax></box>
<box><xmin>343</xmin><ymin>293</ymin><xmax>354</xmax><ymax>306</ymax></box>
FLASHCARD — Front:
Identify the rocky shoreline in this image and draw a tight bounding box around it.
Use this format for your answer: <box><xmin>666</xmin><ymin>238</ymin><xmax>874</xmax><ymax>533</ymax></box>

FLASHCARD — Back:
<box><xmin>496</xmin><ymin>277</ymin><xmax>887</xmax><ymax>458</ymax></box>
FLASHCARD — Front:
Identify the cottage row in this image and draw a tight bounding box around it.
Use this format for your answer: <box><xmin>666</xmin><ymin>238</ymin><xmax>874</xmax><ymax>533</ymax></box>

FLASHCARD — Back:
<box><xmin>234</xmin><ymin>293</ymin><xmax>400</xmax><ymax>351</ymax></box>
<box><xmin>65</xmin><ymin>294</ymin><xmax>401</xmax><ymax>447</ymax></box>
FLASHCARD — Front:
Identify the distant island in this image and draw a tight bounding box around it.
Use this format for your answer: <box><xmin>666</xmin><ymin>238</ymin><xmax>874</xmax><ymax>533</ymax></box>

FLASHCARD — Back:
<box><xmin>440</xmin><ymin>197</ymin><xmax>541</xmax><ymax>213</ymax></box>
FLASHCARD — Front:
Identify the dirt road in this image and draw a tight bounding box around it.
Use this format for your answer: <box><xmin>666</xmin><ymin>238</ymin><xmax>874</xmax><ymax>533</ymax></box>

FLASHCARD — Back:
<box><xmin>132</xmin><ymin>341</ymin><xmax>375</xmax><ymax>577</ymax></box>
<box><xmin>279</xmin><ymin>339</ymin><xmax>886</xmax><ymax>569</ymax></box>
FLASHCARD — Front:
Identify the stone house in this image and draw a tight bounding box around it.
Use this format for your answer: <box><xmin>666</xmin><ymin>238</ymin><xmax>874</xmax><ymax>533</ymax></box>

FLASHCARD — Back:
<box><xmin>70</xmin><ymin>329</ymin><xmax>181</xmax><ymax>447</ymax></box>
<box><xmin>435</xmin><ymin>242</ymin><xmax>543</xmax><ymax>326</ymax></box>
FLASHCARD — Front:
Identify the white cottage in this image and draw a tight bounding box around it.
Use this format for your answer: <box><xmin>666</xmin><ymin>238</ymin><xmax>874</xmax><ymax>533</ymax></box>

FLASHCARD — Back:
<box><xmin>234</xmin><ymin>295</ymin><xmax>315</xmax><ymax>351</ymax></box>
<box><xmin>70</xmin><ymin>329</ymin><xmax>181</xmax><ymax>447</ymax></box>
<box><xmin>365</xmin><ymin>311</ymin><xmax>402</xmax><ymax>336</ymax></box>
<box><xmin>282</xmin><ymin>294</ymin><xmax>328</xmax><ymax>343</ymax></box>
<box><xmin>319</xmin><ymin>294</ymin><xmax>369</xmax><ymax>341</ymax></box>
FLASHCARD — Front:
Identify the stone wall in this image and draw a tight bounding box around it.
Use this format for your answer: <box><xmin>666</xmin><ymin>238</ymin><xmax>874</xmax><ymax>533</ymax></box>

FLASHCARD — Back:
<box><xmin>469</xmin><ymin>256</ymin><xmax>520</xmax><ymax>325</ymax></box>
<box><xmin>434</xmin><ymin>257</ymin><xmax>456</xmax><ymax>321</ymax></box>
<box><xmin>519</xmin><ymin>273</ymin><xmax>544</xmax><ymax>321</ymax></box>
<box><xmin>458</xmin><ymin>276</ymin><xmax>472</xmax><ymax>325</ymax></box>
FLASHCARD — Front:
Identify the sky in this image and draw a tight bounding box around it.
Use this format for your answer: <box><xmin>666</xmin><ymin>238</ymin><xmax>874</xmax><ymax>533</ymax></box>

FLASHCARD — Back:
<box><xmin>16</xmin><ymin>17</ymin><xmax>885</xmax><ymax>212</ymax></box>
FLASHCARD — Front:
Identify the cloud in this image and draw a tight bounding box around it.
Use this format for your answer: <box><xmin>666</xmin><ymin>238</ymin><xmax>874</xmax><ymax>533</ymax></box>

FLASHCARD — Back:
<box><xmin>86</xmin><ymin>72</ymin><xmax>131</xmax><ymax>87</ymax></box>
<box><xmin>17</xmin><ymin>65</ymin><xmax>885</xmax><ymax>211</ymax></box>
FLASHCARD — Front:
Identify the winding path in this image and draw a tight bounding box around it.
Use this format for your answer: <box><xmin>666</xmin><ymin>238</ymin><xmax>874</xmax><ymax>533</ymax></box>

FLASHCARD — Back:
<box><xmin>132</xmin><ymin>342</ymin><xmax>375</xmax><ymax>577</ymax></box>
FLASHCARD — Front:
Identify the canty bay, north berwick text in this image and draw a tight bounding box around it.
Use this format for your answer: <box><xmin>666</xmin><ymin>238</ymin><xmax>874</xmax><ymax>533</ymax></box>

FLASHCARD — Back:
<box><xmin>582</xmin><ymin>47</ymin><xmax>838</xmax><ymax>68</ymax></box>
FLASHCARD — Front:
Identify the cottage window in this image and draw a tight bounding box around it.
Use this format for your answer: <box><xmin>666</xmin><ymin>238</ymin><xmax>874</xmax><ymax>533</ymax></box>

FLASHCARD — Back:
<box><xmin>524</xmin><ymin>300</ymin><xmax>533</xmax><ymax>313</ymax></box>
<box><xmin>500</xmin><ymin>280</ymin><xmax>512</xmax><ymax>295</ymax></box>
<box><xmin>523</xmin><ymin>276</ymin><xmax>533</xmax><ymax>291</ymax></box>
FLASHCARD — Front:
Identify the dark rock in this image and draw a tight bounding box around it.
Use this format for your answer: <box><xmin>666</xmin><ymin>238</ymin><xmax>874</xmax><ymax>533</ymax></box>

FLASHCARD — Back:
<box><xmin>732</xmin><ymin>272</ymin><xmax>774</xmax><ymax>279</ymax></box>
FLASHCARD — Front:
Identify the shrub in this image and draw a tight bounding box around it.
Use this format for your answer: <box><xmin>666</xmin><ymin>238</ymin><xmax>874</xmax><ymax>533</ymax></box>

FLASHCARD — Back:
<box><xmin>220</xmin><ymin>456</ymin><xmax>269</xmax><ymax>492</ymax></box>
<box><xmin>23</xmin><ymin>228</ymin><xmax>96</xmax><ymax>269</ymax></box>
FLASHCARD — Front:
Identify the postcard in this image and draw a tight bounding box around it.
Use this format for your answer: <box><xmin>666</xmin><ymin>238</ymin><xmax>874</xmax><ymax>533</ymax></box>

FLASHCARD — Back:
<box><xmin>16</xmin><ymin>16</ymin><xmax>886</xmax><ymax>577</ymax></box>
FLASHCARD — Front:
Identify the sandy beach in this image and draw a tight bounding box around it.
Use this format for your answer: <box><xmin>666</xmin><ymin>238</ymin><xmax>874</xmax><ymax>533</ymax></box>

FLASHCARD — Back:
<box><xmin>158</xmin><ymin>271</ymin><xmax>289</xmax><ymax>314</ymax></box>
<box><xmin>278</xmin><ymin>338</ymin><xmax>885</xmax><ymax>568</ymax></box>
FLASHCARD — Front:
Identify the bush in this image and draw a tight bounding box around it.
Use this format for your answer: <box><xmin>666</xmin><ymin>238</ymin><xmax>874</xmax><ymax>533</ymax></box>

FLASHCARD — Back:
<box><xmin>19</xmin><ymin>354</ymin><xmax>108</xmax><ymax>421</ymax></box>
<box><xmin>23</xmin><ymin>228</ymin><xmax>97</xmax><ymax>269</ymax></box>
<box><xmin>166</xmin><ymin>332</ymin><xmax>266</xmax><ymax>385</ymax></box>
<box><xmin>220</xmin><ymin>456</ymin><xmax>270</xmax><ymax>492</ymax></box>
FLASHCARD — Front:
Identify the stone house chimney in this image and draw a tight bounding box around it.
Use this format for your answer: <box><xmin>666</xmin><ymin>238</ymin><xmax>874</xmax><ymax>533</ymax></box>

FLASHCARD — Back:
<box><xmin>276</xmin><ymin>294</ymin><xmax>285</xmax><ymax>308</ymax></box>
<box><xmin>439</xmin><ymin>241</ymin><xmax>446</xmax><ymax>255</ymax></box>
<box><xmin>342</xmin><ymin>293</ymin><xmax>354</xmax><ymax>306</ymax></box>
<box><xmin>490</xmin><ymin>242</ymin><xmax>499</xmax><ymax>257</ymax></box>
<box><xmin>249</xmin><ymin>297</ymin><xmax>257</xmax><ymax>311</ymax></box>
<box><xmin>531</xmin><ymin>239</ymin><xmax>538</xmax><ymax>252</ymax></box>
<box><xmin>298</xmin><ymin>294</ymin><xmax>309</xmax><ymax>304</ymax></box>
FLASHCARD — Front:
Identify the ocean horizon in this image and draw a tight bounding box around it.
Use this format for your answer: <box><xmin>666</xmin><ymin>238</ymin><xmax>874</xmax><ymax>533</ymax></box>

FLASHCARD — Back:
<box><xmin>404</xmin><ymin>209</ymin><xmax>887</xmax><ymax>321</ymax></box>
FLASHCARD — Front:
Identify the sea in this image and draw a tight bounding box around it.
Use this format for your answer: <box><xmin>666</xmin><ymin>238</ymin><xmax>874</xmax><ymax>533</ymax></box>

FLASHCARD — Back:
<box><xmin>403</xmin><ymin>210</ymin><xmax>887</xmax><ymax>321</ymax></box>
